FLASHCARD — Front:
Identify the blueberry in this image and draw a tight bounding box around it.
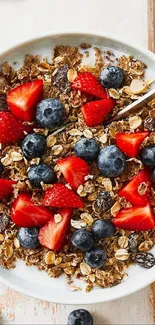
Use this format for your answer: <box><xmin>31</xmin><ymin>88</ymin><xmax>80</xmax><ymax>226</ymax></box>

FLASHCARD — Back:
<box><xmin>36</xmin><ymin>98</ymin><xmax>65</xmax><ymax>128</ymax></box>
<box><xmin>152</xmin><ymin>168</ymin><xmax>155</xmax><ymax>185</ymax></box>
<box><xmin>140</xmin><ymin>145</ymin><xmax>155</xmax><ymax>168</ymax></box>
<box><xmin>100</xmin><ymin>66</ymin><xmax>125</xmax><ymax>89</ymax></box>
<box><xmin>92</xmin><ymin>219</ymin><xmax>116</xmax><ymax>239</ymax></box>
<box><xmin>67</xmin><ymin>309</ymin><xmax>93</xmax><ymax>325</ymax></box>
<box><xmin>17</xmin><ymin>227</ymin><xmax>39</xmax><ymax>249</ymax></box>
<box><xmin>22</xmin><ymin>133</ymin><xmax>46</xmax><ymax>159</ymax></box>
<box><xmin>28</xmin><ymin>163</ymin><xmax>56</xmax><ymax>187</ymax></box>
<box><xmin>85</xmin><ymin>248</ymin><xmax>107</xmax><ymax>268</ymax></box>
<box><xmin>71</xmin><ymin>229</ymin><xmax>94</xmax><ymax>252</ymax></box>
<box><xmin>0</xmin><ymin>163</ymin><xmax>4</xmax><ymax>175</ymax></box>
<box><xmin>98</xmin><ymin>145</ymin><xmax>126</xmax><ymax>177</ymax></box>
<box><xmin>74</xmin><ymin>138</ymin><xmax>99</xmax><ymax>162</ymax></box>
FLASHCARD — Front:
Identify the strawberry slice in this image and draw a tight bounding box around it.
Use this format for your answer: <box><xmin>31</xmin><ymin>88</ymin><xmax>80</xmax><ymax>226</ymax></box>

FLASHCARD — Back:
<box><xmin>11</xmin><ymin>192</ymin><xmax>53</xmax><ymax>227</ymax></box>
<box><xmin>113</xmin><ymin>203</ymin><xmax>155</xmax><ymax>230</ymax></box>
<box><xmin>0</xmin><ymin>112</ymin><xmax>32</xmax><ymax>144</ymax></box>
<box><xmin>119</xmin><ymin>168</ymin><xmax>152</xmax><ymax>206</ymax></box>
<box><xmin>7</xmin><ymin>80</ymin><xmax>43</xmax><ymax>122</ymax></box>
<box><xmin>0</xmin><ymin>179</ymin><xmax>16</xmax><ymax>199</ymax></box>
<box><xmin>72</xmin><ymin>72</ymin><xmax>107</xmax><ymax>98</ymax></box>
<box><xmin>57</xmin><ymin>156</ymin><xmax>90</xmax><ymax>190</ymax></box>
<box><xmin>43</xmin><ymin>183</ymin><xmax>85</xmax><ymax>208</ymax></box>
<box><xmin>116</xmin><ymin>132</ymin><xmax>149</xmax><ymax>158</ymax></box>
<box><xmin>39</xmin><ymin>208</ymin><xmax>72</xmax><ymax>251</ymax></box>
<box><xmin>81</xmin><ymin>99</ymin><xmax>115</xmax><ymax>127</ymax></box>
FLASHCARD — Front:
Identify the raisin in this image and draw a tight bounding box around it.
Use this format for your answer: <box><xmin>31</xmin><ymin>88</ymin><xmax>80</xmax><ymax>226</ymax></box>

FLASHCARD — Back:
<box><xmin>0</xmin><ymin>94</ymin><xmax>9</xmax><ymax>112</ymax></box>
<box><xmin>132</xmin><ymin>252</ymin><xmax>155</xmax><ymax>269</ymax></box>
<box><xmin>53</xmin><ymin>64</ymin><xmax>71</xmax><ymax>93</ymax></box>
<box><xmin>93</xmin><ymin>190</ymin><xmax>113</xmax><ymax>214</ymax></box>
<box><xmin>144</xmin><ymin>117</ymin><xmax>155</xmax><ymax>131</ymax></box>
<box><xmin>0</xmin><ymin>215</ymin><xmax>9</xmax><ymax>233</ymax></box>
<box><xmin>128</xmin><ymin>233</ymin><xmax>138</xmax><ymax>252</ymax></box>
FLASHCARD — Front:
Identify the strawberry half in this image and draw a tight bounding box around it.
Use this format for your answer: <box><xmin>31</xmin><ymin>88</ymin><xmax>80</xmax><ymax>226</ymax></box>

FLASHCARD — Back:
<box><xmin>11</xmin><ymin>192</ymin><xmax>53</xmax><ymax>227</ymax></box>
<box><xmin>113</xmin><ymin>203</ymin><xmax>155</xmax><ymax>230</ymax></box>
<box><xmin>39</xmin><ymin>208</ymin><xmax>72</xmax><ymax>251</ymax></box>
<box><xmin>0</xmin><ymin>179</ymin><xmax>16</xmax><ymax>199</ymax></box>
<box><xmin>119</xmin><ymin>168</ymin><xmax>152</xmax><ymax>206</ymax></box>
<box><xmin>57</xmin><ymin>156</ymin><xmax>90</xmax><ymax>190</ymax></box>
<box><xmin>43</xmin><ymin>183</ymin><xmax>85</xmax><ymax>208</ymax></box>
<box><xmin>72</xmin><ymin>72</ymin><xmax>107</xmax><ymax>99</ymax></box>
<box><xmin>0</xmin><ymin>112</ymin><xmax>32</xmax><ymax>144</ymax></box>
<box><xmin>116</xmin><ymin>132</ymin><xmax>149</xmax><ymax>158</ymax></box>
<box><xmin>81</xmin><ymin>99</ymin><xmax>115</xmax><ymax>127</ymax></box>
<box><xmin>7</xmin><ymin>80</ymin><xmax>43</xmax><ymax>122</ymax></box>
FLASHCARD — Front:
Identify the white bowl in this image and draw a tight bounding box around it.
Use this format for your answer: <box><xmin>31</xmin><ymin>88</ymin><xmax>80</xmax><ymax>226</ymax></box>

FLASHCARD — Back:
<box><xmin>0</xmin><ymin>31</ymin><xmax>155</xmax><ymax>304</ymax></box>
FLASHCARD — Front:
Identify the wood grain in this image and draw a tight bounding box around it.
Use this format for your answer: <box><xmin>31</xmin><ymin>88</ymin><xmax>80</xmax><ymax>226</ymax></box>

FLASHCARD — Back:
<box><xmin>148</xmin><ymin>0</ymin><xmax>155</xmax><ymax>51</ymax></box>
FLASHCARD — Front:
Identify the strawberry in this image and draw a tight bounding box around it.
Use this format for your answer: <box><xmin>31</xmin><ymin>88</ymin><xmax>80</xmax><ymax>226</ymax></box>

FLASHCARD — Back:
<box><xmin>119</xmin><ymin>168</ymin><xmax>152</xmax><ymax>206</ymax></box>
<box><xmin>38</xmin><ymin>208</ymin><xmax>72</xmax><ymax>251</ymax></box>
<box><xmin>72</xmin><ymin>72</ymin><xmax>107</xmax><ymax>98</ymax></box>
<box><xmin>116</xmin><ymin>132</ymin><xmax>149</xmax><ymax>158</ymax></box>
<box><xmin>11</xmin><ymin>192</ymin><xmax>53</xmax><ymax>227</ymax></box>
<box><xmin>113</xmin><ymin>203</ymin><xmax>155</xmax><ymax>230</ymax></box>
<box><xmin>0</xmin><ymin>179</ymin><xmax>16</xmax><ymax>199</ymax></box>
<box><xmin>0</xmin><ymin>112</ymin><xmax>32</xmax><ymax>144</ymax></box>
<box><xmin>7</xmin><ymin>80</ymin><xmax>43</xmax><ymax>122</ymax></box>
<box><xmin>81</xmin><ymin>99</ymin><xmax>115</xmax><ymax>127</ymax></box>
<box><xmin>57</xmin><ymin>156</ymin><xmax>90</xmax><ymax>190</ymax></box>
<box><xmin>43</xmin><ymin>183</ymin><xmax>85</xmax><ymax>208</ymax></box>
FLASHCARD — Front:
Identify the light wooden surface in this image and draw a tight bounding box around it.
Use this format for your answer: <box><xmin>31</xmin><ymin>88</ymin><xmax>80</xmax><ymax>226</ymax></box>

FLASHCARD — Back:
<box><xmin>0</xmin><ymin>0</ymin><xmax>155</xmax><ymax>324</ymax></box>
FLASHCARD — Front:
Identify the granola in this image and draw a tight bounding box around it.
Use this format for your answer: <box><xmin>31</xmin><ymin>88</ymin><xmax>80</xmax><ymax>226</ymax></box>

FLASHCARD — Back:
<box><xmin>0</xmin><ymin>44</ymin><xmax>155</xmax><ymax>292</ymax></box>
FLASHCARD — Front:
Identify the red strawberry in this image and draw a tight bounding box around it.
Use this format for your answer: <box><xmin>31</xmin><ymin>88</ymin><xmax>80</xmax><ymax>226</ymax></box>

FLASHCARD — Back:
<box><xmin>119</xmin><ymin>168</ymin><xmax>152</xmax><ymax>206</ymax></box>
<box><xmin>0</xmin><ymin>179</ymin><xmax>16</xmax><ymax>199</ymax></box>
<box><xmin>116</xmin><ymin>132</ymin><xmax>149</xmax><ymax>158</ymax></box>
<box><xmin>57</xmin><ymin>156</ymin><xmax>90</xmax><ymax>190</ymax></box>
<box><xmin>81</xmin><ymin>99</ymin><xmax>115</xmax><ymax>127</ymax></box>
<box><xmin>72</xmin><ymin>72</ymin><xmax>107</xmax><ymax>98</ymax></box>
<box><xmin>7</xmin><ymin>80</ymin><xmax>43</xmax><ymax>122</ymax></box>
<box><xmin>43</xmin><ymin>183</ymin><xmax>85</xmax><ymax>208</ymax></box>
<box><xmin>113</xmin><ymin>203</ymin><xmax>155</xmax><ymax>230</ymax></box>
<box><xmin>0</xmin><ymin>112</ymin><xmax>32</xmax><ymax>144</ymax></box>
<box><xmin>39</xmin><ymin>208</ymin><xmax>72</xmax><ymax>251</ymax></box>
<box><xmin>11</xmin><ymin>192</ymin><xmax>53</xmax><ymax>227</ymax></box>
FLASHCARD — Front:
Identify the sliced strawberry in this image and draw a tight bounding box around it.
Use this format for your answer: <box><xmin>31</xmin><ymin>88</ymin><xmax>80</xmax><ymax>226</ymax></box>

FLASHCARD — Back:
<box><xmin>57</xmin><ymin>156</ymin><xmax>90</xmax><ymax>190</ymax></box>
<box><xmin>0</xmin><ymin>179</ymin><xmax>16</xmax><ymax>199</ymax></box>
<box><xmin>11</xmin><ymin>192</ymin><xmax>53</xmax><ymax>227</ymax></box>
<box><xmin>119</xmin><ymin>168</ymin><xmax>152</xmax><ymax>206</ymax></box>
<box><xmin>39</xmin><ymin>208</ymin><xmax>72</xmax><ymax>251</ymax></box>
<box><xmin>0</xmin><ymin>112</ymin><xmax>32</xmax><ymax>144</ymax></box>
<box><xmin>72</xmin><ymin>72</ymin><xmax>107</xmax><ymax>99</ymax></box>
<box><xmin>43</xmin><ymin>183</ymin><xmax>85</xmax><ymax>208</ymax></box>
<box><xmin>81</xmin><ymin>99</ymin><xmax>115</xmax><ymax>127</ymax></box>
<box><xmin>7</xmin><ymin>80</ymin><xmax>43</xmax><ymax>122</ymax></box>
<box><xmin>113</xmin><ymin>203</ymin><xmax>155</xmax><ymax>230</ymax></box>
<box><xmin>116</xmin><ymin>132</ymin><xmax>149</xmax><ymax>158</ymax></box>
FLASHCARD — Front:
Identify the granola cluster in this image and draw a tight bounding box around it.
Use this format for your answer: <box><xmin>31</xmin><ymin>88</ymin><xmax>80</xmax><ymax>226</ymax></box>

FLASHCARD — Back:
<box><xmin>0</xmin><ymin>44</ymin><xmax>155</xmax><ymax>292</ymax></box>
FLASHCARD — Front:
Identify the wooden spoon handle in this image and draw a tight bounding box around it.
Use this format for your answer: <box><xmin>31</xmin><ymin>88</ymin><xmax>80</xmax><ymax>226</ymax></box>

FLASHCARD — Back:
<box><xmin>148</xmin><ymin>0</ymin><xmax>155</xmax><ymax>52</ymax></box>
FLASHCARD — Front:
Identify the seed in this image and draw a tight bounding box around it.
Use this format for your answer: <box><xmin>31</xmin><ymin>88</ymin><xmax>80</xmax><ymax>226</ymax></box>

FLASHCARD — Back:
<box><xmin>128</xmin><ymin>233</ymin><xmax>138</xmax><ymax>252</ymax></box>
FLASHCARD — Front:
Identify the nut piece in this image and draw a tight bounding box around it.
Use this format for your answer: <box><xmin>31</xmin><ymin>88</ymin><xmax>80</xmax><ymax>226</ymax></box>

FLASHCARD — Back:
<box><xmin>129</xmin><ymin>116</ymin><xmax>142</xmax><ymax>130</ymax></box>
<box><xmin>67</xmin><ymin>69</ymin><xmax>78</xmax><ymax>82</ymax></box>
<box><xmin>45</xmin><ymin>251</ymin><xmax>56</xmax><ymax>265</ymax></box>
<box><xmin>80</xmin><ymin>262</ymin><xmax>91</xmax><ymax>275</ymax></box>
<box><xmin>115</xmin><ymin>249</ymin><xmax>129</xmax><ymax>261</ymax></box>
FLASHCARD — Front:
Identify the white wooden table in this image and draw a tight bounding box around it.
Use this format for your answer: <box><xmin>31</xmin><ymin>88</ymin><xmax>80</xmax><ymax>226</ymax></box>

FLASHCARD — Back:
<box><xmin>0</xmin><ymin>0</ymin><xmax>154</xmax><ymax>324</ymax></box>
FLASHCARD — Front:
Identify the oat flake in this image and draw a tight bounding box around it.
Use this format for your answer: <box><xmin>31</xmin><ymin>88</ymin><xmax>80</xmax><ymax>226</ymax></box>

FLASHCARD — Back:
<box><xmin>115</xmin><ymin>249</ymin><xmax>129</xmax><ymax>261</ymax></box>
<box><xmin>111</xmin><ymin>201</ymin><xmax>121</xmax><ymax>217</ymax></box>
<box><xmin>45</xmin><ymin>251</ymin><xmax>56</xmax><ymax>265</ymax></box>
<box><xmin>67</xmin><ymin>69</ymin><xmax>77</xmax><ymax>82</ymax></box>
<box><xmin>80</xmin><ymin>262</ymin><xmax>91</xmax><ymax>275</ymax></box>
<box><xmin>83</xmin><ymin>129</ymin><xmax>93</xmax><ymax>138</ymax></box>
<box><xmin>47</xmin><ymin>135</ymin><xmax>57</xmax><ymax>147</ymax></box>
<box><xmin>129</xmin><ymin>116</ymin><xmax>142</xmax><ymax>129</ymax></box>
<box><xmin>52</xmin><ymin>145</ymin><xmax>63</xmax><ymax>155</ymax></box>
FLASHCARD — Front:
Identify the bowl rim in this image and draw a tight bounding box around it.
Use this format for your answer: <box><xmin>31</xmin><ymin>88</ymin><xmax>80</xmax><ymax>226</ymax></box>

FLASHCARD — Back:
<box><xmin>0</xmin><ymin>30</ymin><xmax>155</xmax><ymax>304</ymax></box>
